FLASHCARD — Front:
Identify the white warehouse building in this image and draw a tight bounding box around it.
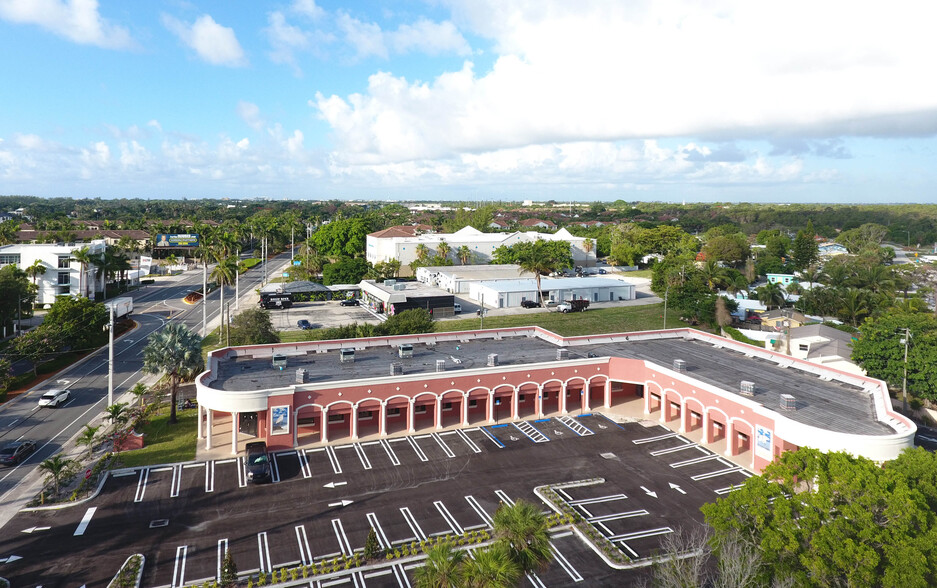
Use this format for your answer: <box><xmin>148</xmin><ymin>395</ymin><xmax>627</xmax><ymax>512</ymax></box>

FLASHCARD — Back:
<box><xmin>366</xmin><ymin>226</ymin><xmax>596</xmax><ymax>270</ymax></box>
<box><xmin>415</xmin><ymin>264</ymin><xmax>528</xmax><ymax>293</ymax></box>
<box><xmin>0</xmin><ymin>240</ymin><xmax>106</xmax><ymax>305</ymax></box>
<box><xmin>469</xmin><ymin>277</ymin><xmax>636</xmax><ymax>308</ymax></box>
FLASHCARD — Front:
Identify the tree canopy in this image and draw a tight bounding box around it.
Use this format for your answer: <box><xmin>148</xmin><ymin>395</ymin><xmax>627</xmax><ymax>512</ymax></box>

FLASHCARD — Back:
<box><xmin>851</xmin><ymin>309</ymin><xmax>937</xmax><ymax>401</ymax></box>
<box><xmin>227</xmin><ymin>308</ymin><xmax>280</xmax><ymax>346</ymax></box>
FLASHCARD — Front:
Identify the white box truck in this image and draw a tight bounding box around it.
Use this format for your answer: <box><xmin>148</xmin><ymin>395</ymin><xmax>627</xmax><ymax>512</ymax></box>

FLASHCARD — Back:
<box><xmin>104</xmin><ymin>296</ymin><xmax>133</xmax><ymax>318</ymax></box>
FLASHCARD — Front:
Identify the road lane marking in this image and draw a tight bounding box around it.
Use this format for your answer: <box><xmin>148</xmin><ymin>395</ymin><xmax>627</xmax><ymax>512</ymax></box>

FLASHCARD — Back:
<box><xmin>353</xmin><ymin>443</ymin><xmax>373</xmax><ymax>470</ymax></box>
<box><xmin>434</xmin><ymin>501</ymin><xmax>464</xmax><ymax>535</ymax></box>
<box><xmin>216</xmin><ymin>539</ymin><xmax>228</xmax><ymax>582</ymax></box>
<box><xmin>134</xmin><ymin>468</ymin><xmax>149</xmax><ymax>502</ymax></box>
<box><xmin>296</xmin><ymin>525</ymin><xmax>312</xmax><ymax>566</ymax></box>
<box><xmin>556</xmin><ymin>415</ymin><xmax>594</xmax><ymax>436</ymax></box>
<box><xmin>332</xmin><ymin>519</ymin><xmax>353</xmax><ymax>556</ymax></box>
<box><xmin>73</xmin><ymin>507</ymin><xmax>96</xmax><ymax>536</ymax></box>
<box><xmin>170</xmin><ymin>464</ymin><xmax>182</xmax><ymax>498</ymax></box>
<box><xmin>257</xmin><ymin>531</ymin><xmax>272</xmax><ymax>573</ymax></box>
<box><xmin>512</xmin><ymin>420</ymin><xmax>549</xmax><ymax>443</ymax></box>
<box><xmin>406</xmin><ymin>436</ymin><xmax>428</xmax><ymax>462</ymax></box>
<box><xmin>400</xmin><ymin>507</ymin><xmax>427</xmax><ymax>540</ymax></box>
<box><xmin>432</xmin><ymin>433</ymin><xmax>456</xmax><ymax>458</ymax></box>
<box><xmin>380</xmin><ymin>439</ymin><xmax>400</xmax><ymax>466</ymax></box>
<box><xmin>205</xmin><ymin>461</ymin><xmax>215</xmax><ymax>493</ymax></box>
<box><xmin>171</xmin><ymin>545</ymin><xmax>187</xmax><ymax>587</ymax></box>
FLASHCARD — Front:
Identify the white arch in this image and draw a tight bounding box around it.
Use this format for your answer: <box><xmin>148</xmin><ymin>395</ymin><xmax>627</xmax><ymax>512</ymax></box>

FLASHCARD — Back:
<box><xmin>729</xmin><ymin>416</ymin><xmax>756</xmax><ymax>433</ymax></box>
<box><xmin>325</xmin><ymin>399</ymin><xmax>355</xmax><ymax>411</ymax></box>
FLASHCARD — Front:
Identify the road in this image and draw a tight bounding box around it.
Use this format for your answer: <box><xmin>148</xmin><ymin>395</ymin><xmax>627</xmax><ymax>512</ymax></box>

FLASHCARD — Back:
<box><xmin>0</xmin><ymin>253</ymin><xmax>290</xmax><ymax>526</ymax></box>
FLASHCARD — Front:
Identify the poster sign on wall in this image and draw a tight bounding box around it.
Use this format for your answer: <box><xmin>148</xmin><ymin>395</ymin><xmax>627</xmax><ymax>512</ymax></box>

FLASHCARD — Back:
<box><xmin>271</xmin><ymin>405</ymin><xmax>290</xmax><ymax>436</ymax></box>
<box><xmin>755</xmin><ymin>425</ymin><xmax>773</xmax><ymax>460</ymax></box>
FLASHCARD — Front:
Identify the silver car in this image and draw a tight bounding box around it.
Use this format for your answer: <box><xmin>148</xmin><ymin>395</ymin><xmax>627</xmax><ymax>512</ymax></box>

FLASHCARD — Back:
<box><xmin>38</xmin><ymin>389</ymin><xmax>70</xmax><ymax>408</ymax></box>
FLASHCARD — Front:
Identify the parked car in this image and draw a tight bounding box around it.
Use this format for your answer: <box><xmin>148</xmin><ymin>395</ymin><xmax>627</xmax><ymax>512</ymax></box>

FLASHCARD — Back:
<box><xmin>245</xmin><ymin>441</ymin><xmax>271</xmax><ymax>483</ymax></box>
<box><xmin>340</xmin><ymin>298</ymin><xmax>359</xmax><ymax>307</ymax></box>
<box><xmin>0</xmin><ymin>440</ymin><xmax>36</xmax><ymax>466</ymax></box>
<box><xmin>453</xmin><ymin>303</ymin><xmax>462</xmax><ymax>313</ymax></box>
<box><xmin>38</xmin><ymin>389</ymin><xmax>70</xmax><ymax>408</ymax></box>
<box><xmin>521</xmin><ymin>300</ymin><xmax>540</xmax><ymax>308</ymax></box>
<box><xmin>598</xmin><ymin>268</ymin><xmax>607</xmax><ymax>275</ymax></box>
<box><xmin>297</xmin><ymin>319</ymin><xmax>313</xmax><ymax>330</ymax></box>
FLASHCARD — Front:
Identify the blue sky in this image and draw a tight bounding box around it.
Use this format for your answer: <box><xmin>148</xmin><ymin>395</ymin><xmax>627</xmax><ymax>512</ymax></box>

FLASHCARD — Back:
<box><xmin>1</xmin><ymin>0</ymin><xmax>936</xmax><ymax>203</ymax></box>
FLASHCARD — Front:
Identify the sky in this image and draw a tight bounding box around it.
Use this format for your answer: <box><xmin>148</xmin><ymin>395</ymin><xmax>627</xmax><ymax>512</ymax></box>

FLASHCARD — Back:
<box><xmin>1</xmin><ymin>0</ymin><xmax>936</xmax><ymax>204</ymax></box>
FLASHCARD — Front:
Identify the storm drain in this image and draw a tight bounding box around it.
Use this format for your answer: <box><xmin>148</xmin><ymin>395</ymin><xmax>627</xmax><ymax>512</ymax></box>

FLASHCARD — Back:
<box><xmin>600</xmin><ymin>452</ymin><xmax>618</xmax><ymax>460</ymax></box>
<box><xmin>149</xmin><ymin>519</ymin><xmax>169</xmax><ymax>528</ymax></box>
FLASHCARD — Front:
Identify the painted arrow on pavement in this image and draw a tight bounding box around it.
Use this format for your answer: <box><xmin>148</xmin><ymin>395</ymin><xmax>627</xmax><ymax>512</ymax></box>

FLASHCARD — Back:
<box><xmin>0</xmin><ymin>555</ymin><xmax>22</xmax><ymax>564</ymax></box>
<box><xmin>640</xmin><ymin>486</ymin><xmax>658</xmax><ymax>498</ymax></box>
<box><xmin>22</xmin><ymin>526</ymin><xmax>51</xmax><ymax>534</ymax></box>
<box><xmin>669</xmin><ymin>482</ymin><xmax>686</xmax><ymax>495</ymax></box>
<box><xmin>328</xmin><ymin>500</ymin><xmax>354</xmax><ymax>507</ymax></box>
<box><xmin>324</xmin><ymin>481</ymin><xmax>347</xmax><ymax>489</ymax></box>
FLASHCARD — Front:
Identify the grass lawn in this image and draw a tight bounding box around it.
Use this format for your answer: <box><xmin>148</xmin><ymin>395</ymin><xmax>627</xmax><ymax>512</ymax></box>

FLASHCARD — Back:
<box><xmin>436</xmin><ymin>302</ymin><xmax>687</xmax><ymax>337</ymax></box>
<box><xmin>116</xmin><ymin>407</ymin><xmax>198</xmax><ymax>468</ymax></box>
<box><xmin>620</xmin><ymin>269</ymin><xmax>653</xmax><ymax>279</ymax></box>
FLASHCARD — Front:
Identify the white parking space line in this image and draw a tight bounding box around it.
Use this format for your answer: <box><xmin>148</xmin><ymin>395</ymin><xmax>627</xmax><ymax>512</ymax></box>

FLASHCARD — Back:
<box><xmin>216</xmin><ymin>539</ymin><xmax>228</xmax><ymax>582</ymax></box>
<box><xmin>393</xmin><ymin>564</ymin><xmax>413</xmax><ymax>587</ymax></box>
<box><xmin>512</xmin><ymin>420</ymin><xmax>549</xmax><ymax>443</ymax></box>
<box><xmin>326</xmin><ymin>446</ymin><xmax>343</xmax><ymax>474</ymax></box>
<box><xmin>650</xmin><ymin>443</ymin><xmax>700</xmax><ymax>456</ymax></box>
<box><xmin>400</xmin><ymin>507</ymin><xmax>427</xmax><ymax>540</ymax></box>
<box><xmin>171</xmin><ymin>545</ymin><xmax>188</xmax><ymax>588</ymax></box>
<box><xmin>380</xmin><ymin>439</ymin><xmax>401</xmax><ymax>466</ymax></box>
<box><xmin>494</xmin><ymin>489</ymin><xmax>515</xmax><ymax>506</ymax></box>
<box><xmin>257</xmin><ymin>531</ymin><xmax>272</xmax><ymax>573</ymax></box>
<box><xmin>406</xmin><ymin>436</ymin><xmax>428</xmax><ymax>462</ymax></box>
<box><xmin>465</xmin><ymin>496</ymin><xmax>494</xmax><ymax>527</ymax></box>
<box><xmin>477</xmin><ymin>427</ymin><xmax>505</xmax><ymax>449</ymax></box>
<box><xmin>367</xmin><ymin>513</ymin><xmax>390</xmax><ymax>549</ymax></box>
<box><xmin>170</xmin><ymin>464</ymin><xmax>182</xmax><ymax>498</ymax></box>
<box><xmin>568</xmin><ymin>493</ymin><xmax>628</xmax><ymax>506</ymax></box>
<box><xmin>332</xmin><ymin>519</ymin><xmax>354</xmax><ymax>556</ymax></box>
<box><xmin>296</xmin><ymin>525</ymin><xmax>312</xmax><ymax>566</ymax></box>
<box><xmin>434</xmin><ymin>501</ymin><xmax>464</xmax><ymax>535</ymax></box>
<box><xmin>322</xmin><ymin>578</ymin><xmax>350</xmax><ymax>587</ymax></box>
<box><xmin>134</xmin><ymin>468</ymin><xmax>149</xmax><ymax>503</ymax></box>
<box><xmin>670</xmin><ymin>454</ymin><xmax>722</xmax><ymax>467</ymax></box>
<box><xmin>299</xmin><ymin>450</ymin><xmax>312</xmax><ymax>478</ymax></box>
<box><xmin>455</xmin><ymin>429</ymin><xmax>482</xmax><ymax>453</ymax></box>
<box><xmin>526</xmin><ymin>571</ymin><xmax>548</xmax><ymax>587</ymax></box>
<box><xmin>432</xmin><ymin>433</ymin><xmax>456</xmax><ymax>458</ymax></box>
<box><xmin>550</xmin><ymin>544</ymin><xmax>584</xmax><ymax>582</ymax></box>
<box><xmin>353</xmin><ymin>443</ymin><xmax>373</xmax><ymax>470</ymax></box>
<box><xmin>714</xmin><ymin>484</ymin><xmax>746</xmax><ymax>495</ymax></box>
<box><xmin>609</xmin><ymin>527</ymin><xmax>674</xmax><ymax>542</ymax></box>
<box><xmin>237</xmin><ymin>457</ymin><xmax>247</xmax><ymax>488</ymax></box>
<box><xmin>587</xmin><ymin>510</ymin><xmax>649</xmax><ymax>523</ymax></box>
<box><xmin>556</xmin><ymin>415</ymin><xmax>594</xmax><ymax>437</ymax></box>
<box><xmin>205</xmin><ymin>461</ymin><xmax>215</xmax><ymax>493</ymax></box>
<box><xmin>271</xmin><ymin>454</ymin><xmax>281</xmax><ymax>482</ymax></box>
<box><xmin>73</xmin><ymin>507</ymin><xmax>97</xmax><ymax>536</ymax></box>
<box><xmin>632</xmin><ymin>432</ymin><xmax>679</xmax><ymax>445</ymax></box>
<box><xmin>692</xmin><ymin>466</ymin><xmax>744</xmax><ymax>480</ymax></box>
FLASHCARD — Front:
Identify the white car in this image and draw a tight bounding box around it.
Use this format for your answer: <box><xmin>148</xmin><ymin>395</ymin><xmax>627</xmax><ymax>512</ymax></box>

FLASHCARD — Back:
<box><xmin>38</xmin><ymin>389</ymin><xmax>70</xmax><ymax>408</ymax></box>
<box><xmin>453</xmin><ymin>303</ymin><xmax>462</xmax><ymax>314</ymax></box>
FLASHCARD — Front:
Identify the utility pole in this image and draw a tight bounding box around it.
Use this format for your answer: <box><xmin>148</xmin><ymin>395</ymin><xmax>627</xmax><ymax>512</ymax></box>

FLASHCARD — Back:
<box><xmin>202</xmin><ymin>260</ymin><xmax>208</xmax><ymax>337</ymax></box>
<box><xmin>663</xmin><ymin>284</ymin><xmax>669</xmax><ymax>330</ymax></box>
<box><xmin>291</xmin><ymin>227</ymin><xmax>294</xmax><ymax>263</ymax></box>
<box><xmin>226</xmin><ymin>302</ymin><xmax>231</xmax><ymax>347</ymax></box>
<box><xmin>235</xmin><ymin>249</ymin><xmax>240</xmax><ymax>311</ymax></box>
<box><xmin>107</xmin><ymin>304</ymin><xmax>114</xmax><ymax>407</ymax></box>
<box><xmin>901</xmin><ymin>327</ymin><xmax>910</xmax><ymax>414</ymax></box>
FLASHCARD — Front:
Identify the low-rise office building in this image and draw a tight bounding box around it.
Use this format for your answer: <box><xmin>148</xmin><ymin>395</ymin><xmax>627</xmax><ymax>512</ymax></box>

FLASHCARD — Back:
<box><xmin>468</xmin><ymin>277</ymin><xmax>636</xmax><ymax>308</ymax></box>
<box><xmin>0</xmin><ymin>240</ymin><xmax>106</xmax><ymax>305</ymax></box>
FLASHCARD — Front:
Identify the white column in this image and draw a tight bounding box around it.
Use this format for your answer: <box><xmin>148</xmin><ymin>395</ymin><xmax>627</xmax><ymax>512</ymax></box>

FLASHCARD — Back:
<box><xmin>321</xmin><ymin>407</ymin><xmax>329</xmax><ymax>443</ymax></box>
<box><xmin>702</xmin><ymin>410</ymin><xmax>711</xmax><ymax>444</ymax></box>
<box><xmin>559</xmin><ymin>383</ymin><xmax>567</xmax><ymax>414</ymax></box>
<box><xmin>487</xmin><ymin>391</ymin><xmax>495</xmax><ymax>423</ymax></box>
<box><xmin>435</xmin><ymin>397</ymin><xmax>443</xmax><ymax>431</ymax></box>
<box><xmin>231</xmin><ymin>412</ymin><xmax>238</xmax><ymax>455</ymax></box>
<box><xmin>407</xmin><ymin>400</ymin><xmax>416</xmax><ymax>433</ymax></box>
<box><xmin>724</xmin><ymin>420</ymin><xmax>736</xmax><ymax>457</ymax></box>
<box><xmin>351</xmin><ymin>406</ymin><xmax>359</xmax><ymax>440</ymax></box>
<box><xmin>604</xmin><ymin>380</ymin><xmax>611</xmax><ymax>409</ymax></box>
<box><xmin>206</xmin><ymin>409</ymin><xmax>213</xmax><ymax>450</ymax></box>
<box><xmin>197</xmin><ymin>404</ymin><xmax>203</xmax><ymax>439</ymax></box>
<box><xmin>678</xmin><ymin>401</ymin><xmax>687</xmax><ymax>434</ymax></box>
<box><xmin>536</xmin><ymin>386</ymin><xmax>543</xmax><ymax>418</ymax></box>
<box><xmin>643</xmin><ymin>387</ymin><xmax>651</xmax><ymax>415</ymax></box>
<box><xmin>380</xmin><ymin>402</ymin><xmax>387</xmax><ymax>437</ymax></box>
<box><xmin>462</xmin><ymin>394</ymin><xmax>470</xmax><ymax>426</ymax></box>
<box><xmin>511</xmin><ymin>389</ymin><xmax>519</xmax><ymax>420</ymax></box>
<box><xmin>658</xmin><ymin>391</ymin><xmax>667</xmax><ymax>422</ymax></box>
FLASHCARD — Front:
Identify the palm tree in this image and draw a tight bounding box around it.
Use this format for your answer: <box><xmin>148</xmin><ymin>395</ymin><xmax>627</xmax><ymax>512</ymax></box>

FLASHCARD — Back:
<box><xmin>839</xmin><ymin>288</ymin><xmax>870</xmax><ymax>327</ymax></box>
<box><xmin>799</xmin><ymin>265</ymin><xmax>826</xmax><ymax>286</ymax></box>
<box><xmin>39</xmin><ymin>454</ymin><xmax>73</xmax><ymax>496</ymax></box>
<box><xmin>414</xmin><ymin>542</ymin><xmax>464</xmax><ymax>588</ymax></box>
<box><xmin>142</xmin><ymin>323</ymin><xmax>204</xmax><ymax>424</ymax></box>
<box><xmin>755</xmin><ymin>281</ymin><xmax>786</xmax><ymax>310</ymax></box>
<box><xmin>70</xmin><ymin>246</ymin><xmax>94</xmax><ymax>297</ymax></box>
<box><xmin>854</xmin><ymin>265</ymin><xmax>895</xmax><ymax>295</ymax></box>
<box><xmin>457</xmin><ymin>245</ymin><xmax>473</xmax><ymax>265</ymax></box>
<box><xmin>75</xmin><ymin>424</ymin><xmax>101</xmax><ymax>461</ymax></box>
<box><xmin>415</xmin><ymin>243</ymin><xmax>430</xmax><ymax>264</ymax></box>
<box><xmin>436</xmin><ymin>240</ymin><xmax>451</xmax><ymax>262</ymax></box>
<box><xmin>700</xmin><ymin>260</ymin><xmax>729</xmax><ymax>291</ymax></box>
<box><xmin>461</xmin><ymin>542</ymin><xmax>522</xmax><ymax>588</ymax></box>
<box><xmin>492</xmin><ymin>499</ymin><xmax>553</xmax><ymax>574</ymax></box>
<box><xmin>583</xmin><ymin>238</ymin><xmax>594</xmax><ymax>255</ymax></box>
<box><xmin>106</xmin><ymin>402</ymin><xmax>129</xmax><ymax>434</ymax></box>
<box><xmin>726</xmin><ymin>274</ymin><xmax>750</xmax><ymax>299</ymax></box>
<box><xmin>211</xmin><ymin>254</ymin><xmax>238</xmax><ymax>340</ymax></box>
<box><xmin>25</xmin><ymin>259</ymin><xmax>46</xmax><ymax>288</ymax></box>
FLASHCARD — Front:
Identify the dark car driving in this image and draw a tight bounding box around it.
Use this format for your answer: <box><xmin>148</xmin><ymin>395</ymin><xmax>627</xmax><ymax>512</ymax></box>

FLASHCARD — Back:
<box><xmin>297</xmin><ymin>319</ymin><xmax>313</xmax><ymax>330</ymax></box>
<box><xmin>340</xmin><ymin>298</ymin><xmax>359</xmax><ymax>306</ymax></box>
<box><xmin>245</xmin><ymin>441</ymin><xmax>271</xmax><ymax>483</ymax></box>
<box><xmin>0</xmin><ymin>440</ymin><xmax>37</xmax><ymax>466</ymax></box>
<box><xmin>521</xmin><ymin>300</ymin><xmax>540</xmax><ymax>308</ymax></box>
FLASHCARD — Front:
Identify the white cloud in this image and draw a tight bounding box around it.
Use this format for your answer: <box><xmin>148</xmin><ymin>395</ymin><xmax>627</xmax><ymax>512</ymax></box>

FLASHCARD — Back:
<box><xmin>81</xmin><ymin>141</ymin><xmax>110</xmax><ymax>166</ymax></box>
<box><xmin>265</xmin><ymin>11</ymin><xmax>310</xmax><ymax>73</ymax></box>
<box><xmin>316</xmin><ymin>0</ymin><xmax>937</xmax><ymax>166</ymax></box>
<box><xmin>119</xmin><ymin>140</ymin><xmax>150</xmax><ymax>169</ymax></box>
<box><xmin>292</xmin><ymin>0</ymin><xmax>325</xmax><ymax>20</ymax></box>
<box><xmin>388</xmin><ymin>18</ymin><xmax>471</xmax><ymax>56</ymax></box>
<box><xmin>147</xmin><ymin>120</ymin><xmax>162</xmax><ymax>133</ymax></box>
<box><xmin>15</xmin><ymin>133</ymin><xmax>45</xmax><ymax>150</ymax></box>
<box><xmin>0</xmin><ymin>0</ymin><xmax>133</xmax><ymax>49</ymax></box>
<box><xmin>237</xmin><ymin>101</ymin><xmax>265</xmax><ymax>131</ymax></box>
<box><xmin>286</xmin><ymin>130</ymin><xmax>304</xmax><ymax>154</ymax></box>
<box><xmin>336</xmin><ymin>13</ymin><xmax>387</xmax><ymax>60</ymax></box>
<box><xmin>162</xmin><ymin>13</ymin><xmax>247</xmax><ymax>67</ymax></box>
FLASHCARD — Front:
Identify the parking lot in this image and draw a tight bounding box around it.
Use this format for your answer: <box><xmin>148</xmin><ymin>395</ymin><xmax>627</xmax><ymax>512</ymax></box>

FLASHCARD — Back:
<box><xmin>266</xmin><ymin>299</ymin><xmax>382</xmax><ymax>331</ymax></box>
<box><xmin>2</xmin><ymin>415</ymin><xmax>752</xmax><ymax>587</ymax></box>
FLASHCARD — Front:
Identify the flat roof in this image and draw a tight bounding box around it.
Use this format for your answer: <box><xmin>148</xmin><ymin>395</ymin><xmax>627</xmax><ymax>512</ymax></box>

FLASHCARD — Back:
<box><xmin>213</xmin><ymin>335</ymin><xmax>890</xmax><ymax>436</ymax></box>
<box><xmin>474</xmin><ymin>277</ymin><xmax>635</xmax><ymax>292</ymax></box>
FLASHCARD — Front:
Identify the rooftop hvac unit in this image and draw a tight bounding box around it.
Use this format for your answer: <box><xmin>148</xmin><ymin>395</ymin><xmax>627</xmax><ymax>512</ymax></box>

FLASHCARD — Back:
<box><xmin>557</xmin><ymin>349</ymin><xmax>570</xmax><ymax>360</ymax></box>
<box><xmin>390</xmin><ymin>363</ymin><xmax>403</xmax><ymax>376</ymax></box>
<box><xmin>436</xmin><ymin>359</ymin><xmax>446</xmax><ymax>372</ymax></box>
<box><xmin>295</xmin><ymin>368</ymin><xmax>307</xmax><ymax>384</ymax></box>
<box><xmin>340</xmin><ymin>348</ymin><xmax>355</xmax><ymax>363</ymax></box>
<box><xmin>740</xmin><ymin>380</ymin><xmax>755</xmax><ymax>396</ymax></box>
<box><xmin>398</xmin><ymin>343</ymin><xmax>413</xmax><ymax>358</ymax></box>
<box><xmin>487</xmin><ymin>353</ymin><xmax>499</xmax><ymax>367</ymax></box>
<box><xmin>383</xmin><ymin>279</ymin><xmax>396</xmax><ymax>287</ymax></box>
<box><xmin>780</xmin><ymin>394</ymin><xmax>796</xmax><ymax>410</ymax></box>
<box><xmin>393</xmin><ymin>283</ymin><xmax>406</xmax><ymax>291</ymax></box>
<box><xmin>272</xmin><ymin>354</ymin><xmax>287</xmax><ymax>369</ymax></box>
<box><xmin>673</xmin><ymin>359</ymin><xmax>687</xmax><ymax>373</ymax></box>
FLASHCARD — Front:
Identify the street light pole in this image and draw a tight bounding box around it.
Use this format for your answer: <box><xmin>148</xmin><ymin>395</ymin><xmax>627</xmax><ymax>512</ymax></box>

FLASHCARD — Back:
<box><xmin>235</xmin><ymin>249</ymin><xmax>240</xmax><ymax>311</ymax></box>
<box><xmin>901</xmin><ymin>327</ymin><xmax>910</xmax><ymax>414</ymax></box>
<box><xmin>107</xmin><ymin>304</ymin><xmax>114</xmax><ymax>407</ymax></box>
<box><xmin>202</xmin><ymin>260</ymin><xmax>208</xmax><ymax>337</ymax></box>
